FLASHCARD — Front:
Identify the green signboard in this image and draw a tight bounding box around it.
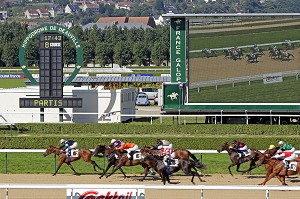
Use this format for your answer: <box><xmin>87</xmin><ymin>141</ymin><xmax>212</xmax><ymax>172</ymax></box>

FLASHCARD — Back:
<box><xmin>18</xmin><ymin>24</ymin><xmax>83</xmax><ymax>85</ymax></box>
<box><xmin>163</xmin><ymin>83</ymin><xmax>183</xmax><ymax>108</ymax></box>
<box><xmin>170</xmin><ymin>18</ymin><xmax>186</xmax><ymax>83</ymax></box>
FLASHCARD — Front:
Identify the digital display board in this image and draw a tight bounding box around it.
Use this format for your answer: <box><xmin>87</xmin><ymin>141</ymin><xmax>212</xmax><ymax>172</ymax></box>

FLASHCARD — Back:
<box><xmin>20</xmin><ymin>32</ymin><xmax>82</xmax><ymax>110</ymax></box>
<box><xmin>19</xmin><ymin>98</ymin><xmax>82</xmax><ymax>108</ymax></box>
<box><xmin>39</xmin><ymin>33</ymin><xmax>63</xmax><ymax>98</ymax></box>
<box><xmin>188</xmin><ymin>16</ymin><xmax>300</xmax><ymax>103</ymax></box>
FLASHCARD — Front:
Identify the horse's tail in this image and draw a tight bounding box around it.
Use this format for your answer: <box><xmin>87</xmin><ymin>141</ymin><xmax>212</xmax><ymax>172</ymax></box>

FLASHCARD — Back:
<box><xmin>187</xmin><ymin>150</ymin><xmax>199</xmax><ymax>162</ymax></box>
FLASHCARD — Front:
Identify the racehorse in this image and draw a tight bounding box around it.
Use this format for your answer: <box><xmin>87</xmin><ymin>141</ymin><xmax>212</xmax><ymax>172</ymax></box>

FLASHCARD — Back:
<box><xmin>217</xmin><ymin>142</ymin><xmax>257</xmax><ymax>176</ymax></box>
<box><xmin>281</xmin><ymin>52</ymin><xmax>294</xmax><ymax>61</ymax></box>
<box><xmin>93</xmin><ymin>145</ymin><xmax>150</xmax><ymax>179</ymax></box>
<box><xmin>255</xmin><ymin>151</ymin><xmax>300</xmax><ymax>185</ymax></box>
<box><xmin>140</xmin><ymin>146</ymin><xmax>199</xmax><ymax>163</ymax></box>
<box><xmin>282</xmin><ymin>40</ymin><xmax>295</xmax><ymax>50</ymax></box>
<box><xmin>140</xmin><ymin>146</ymin><xmax>206</xmax><ymax>184</ymax></box>
<box><xmin>246</xmin><ymin>53</ymin><xmax>258</xmax><ymax>63</ymax></box>
<box><xmin>43</xmin><ymin>146</ymin><xmax>103</xmax><ymax>176</ymax></box>
<box><xmin>201</xmin><ymin>48</ymin><xmax>217</xmax><ymax>58</ymax></box>
<box><xmin>141</xmin><ymin>154</ymin><xmax>171</xmax><ymax>185</ymax></box>
<box><xmin>250</xmin><ymin>46</ymin><xmax>264</xmax><ymax>56</ymax></box>
<box><xmin>169</xmin><ymin>158</ymin><xmax>207</xmax><ymax>184</ymax></box>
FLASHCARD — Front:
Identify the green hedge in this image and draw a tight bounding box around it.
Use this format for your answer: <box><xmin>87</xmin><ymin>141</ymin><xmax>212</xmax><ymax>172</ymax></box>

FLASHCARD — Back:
<box><xmin>1</xmin><ymin>123</ymin><xmax>300</xmax><ymax>150</ymax></box>
<box><xmin>2</xmin><ymin>136</ymin><xmax>300</xmax><ymax>151</ymax></box>
<box><xmin>10</xmin><ymin>123</ymin><xmax>300</xmax><ymax>135</ymax></box>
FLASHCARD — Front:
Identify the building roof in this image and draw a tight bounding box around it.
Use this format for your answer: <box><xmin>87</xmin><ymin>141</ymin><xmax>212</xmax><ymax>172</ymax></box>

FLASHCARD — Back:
<box><xmin>96</xmin><ymin>17</ymin><xmax>127</xmax><ymax>23</ymax></box>
<box><xmin>25</xmin><ymin>76</ymin><xmax>170</xmax><ymax>84</ymax></box>
<box><xmin>127</xmin><ymin>16</ymin><xmax>156</xmax><ymax>28</ymax></box>
<box><xmin>82</xmin><ymin>22</ymin><xmax>152</xmax><ymax>30</ymax></box>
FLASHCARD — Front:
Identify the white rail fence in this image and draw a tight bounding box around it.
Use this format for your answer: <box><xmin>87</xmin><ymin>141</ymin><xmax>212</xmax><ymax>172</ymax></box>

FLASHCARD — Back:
<box><xmin>1</xmin><ymin>112</ymin><xmax>300</xmax><ymax>125</ymax></box>
<box><xmin>1</xmin><ymin>183</ymin><xmax>300</xmax><ymax>199</ymax></box>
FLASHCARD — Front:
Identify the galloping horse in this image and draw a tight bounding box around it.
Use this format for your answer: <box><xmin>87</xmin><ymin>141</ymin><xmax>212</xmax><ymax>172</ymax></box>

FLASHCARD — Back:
<box><xmin>93</xmin><ymin>145</ymin><xmax>150</xmax><ymax>179</ymax></box>
<box><xmin>255</xmin><ymin>151</ymin><xmax>300</xmax><ymax>185</ymax></box>
<box><xmin>246</xmin><ymin>53</ymin><xmax>258</xmax><ymax>63</ymax></box>
<box><xmin>140</xmin><ymin>146</ymin><xmax>199</xmax><ymax>162</ymax></box>
<box><xmin>43</xmin><ymin>146</ymin><xmax>103</xmax><ymax>176</ymax></box>
<box><xmin>169</xmin><ymin>158</ymin><xmax>207</xmax><ymax>184</ymax></box>
<box><xmin>217</xmin><ymin>142</ymin><xmax>257</xmax><ymax>176</ymax></box>
<box><xmin>140</xmin><ymin>147</ymin><xmax>207</xmax><ymax>184</ymax></box>
<box><xmin>142</xmin><ymin>154</ymin><xmax>171</xmax><ymax>185</ymax></box>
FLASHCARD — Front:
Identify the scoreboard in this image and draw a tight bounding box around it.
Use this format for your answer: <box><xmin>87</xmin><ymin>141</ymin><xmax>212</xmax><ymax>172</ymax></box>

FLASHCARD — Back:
<box><xmin>39</xmin><ymin>33</ymin><xmax>63</xmax><ymax>98</ymax></box>
<box><xmin>20</xmin><ymin>32</ymin><xmax>82</xmax><ymax>108</ymax></box>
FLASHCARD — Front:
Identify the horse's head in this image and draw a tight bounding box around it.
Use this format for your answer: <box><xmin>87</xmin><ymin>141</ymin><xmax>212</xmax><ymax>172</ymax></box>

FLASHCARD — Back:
<box><xmin>93</xmin><ymin>145</ymin><xmax>106</xmax><ymax>156</ymax></box>
<box><xmin>43</xmin><ymin>145</ymin><xmax>57</xmax><ymax>157</ymax></box>
<box><xmin>217</xmin><ymin>142</ymin><xmax>229</xmax><ymax>153</ymax></box>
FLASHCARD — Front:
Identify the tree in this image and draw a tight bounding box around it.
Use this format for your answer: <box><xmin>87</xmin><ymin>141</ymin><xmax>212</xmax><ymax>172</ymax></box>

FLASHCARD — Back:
<box><xmin>1</xmin><ymin>41</ymin><xmax>18</xmax><ymax>67</ymax></box>
<box><xmin>132</xmin><ymin>41</ymin><xmax>146</xmax><ymax>66</ymax></box>
<box><xmin>113</xmin><ymin>41</ymin><xmax>132</xmax><ymax>67</ymax></box>
<box><xmin>151</xmin><ymin>41</ymin><xmax>164</xmax><ymax>66</ymax></box>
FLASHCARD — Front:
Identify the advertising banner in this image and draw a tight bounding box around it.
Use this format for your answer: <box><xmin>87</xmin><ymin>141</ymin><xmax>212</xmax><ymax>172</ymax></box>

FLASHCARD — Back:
<box><xmin>67</xmin><ymin>188</ymin><xmax>145</xmax><ymax>199</ymax></box>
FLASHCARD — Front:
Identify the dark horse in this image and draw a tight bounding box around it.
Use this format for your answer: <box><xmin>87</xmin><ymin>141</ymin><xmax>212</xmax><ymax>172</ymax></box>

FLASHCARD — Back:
<box><xmin>217</xmin><ymin>142</ymin><xmax>257</xmax><ymax>176</ymax></box>
<box><xmin>142</xmin><ymin>154</ymin><xmax>171</xmax><ymax>185</ymax></box>
<box><xmin>140</xmin><ymin>147</ymin><xmax>207</xmax><ymax>184</ymax></box>
<box><xmin>43</xmin><ymin>146</ymin><xmax>103</xmax><ymax>176</ymax></box>
<box><xmin>246</xmin><ymin>53</ymin><xmax>258</xmax><ymax>63</ymax></box>
<box><xmin>93</xmin><ymin>145</ymin><xmax>150</xmax><ymax>179</ymax></box>
<box><xmin>255</xmin><ymin>150</ymin><xmax>300</xmax><ymax>185</ymax></box>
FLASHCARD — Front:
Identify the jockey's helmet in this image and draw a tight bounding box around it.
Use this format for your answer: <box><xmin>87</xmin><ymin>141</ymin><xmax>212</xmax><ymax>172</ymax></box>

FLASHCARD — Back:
<box><xmin>278</xmin><ymin>141</ymin><xmax>284</xmax><ymax>145</ymax></box>
<box><xmin>231</xmin><ymin>140</ymin><xmax>237</xmax><ymax>144</ymax></box>
<box><xmin>111</xmin><ymin>139</ymin><xmax>116</xmax><ymax>144</ymax></box>
<box><xmin>60</xmin><ymin>139</ymin><xmax>65</xmax><ymax>144</ymax></box>
<box><xmin>268</xmin><ymin>145</ymin><xmax>275</xmax><ymax>149</ymax></box>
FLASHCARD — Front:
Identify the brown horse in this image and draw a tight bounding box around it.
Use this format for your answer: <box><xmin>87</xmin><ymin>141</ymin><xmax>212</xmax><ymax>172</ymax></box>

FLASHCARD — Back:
<box><xmin>43</xmin><ymin>146</ymin><xmax>103</xmax><ymax>176</ymax></box>
<box><xmin>217</xmin><ymin>142</ymin><xmax>257</xmax><ymax>176</ymax></box>
<box><xmin>93</xmin><ymin>145</ymin><xmax>150</xmax><ymax>179</ymax></box>
<box><xmin>93</xmin><ymin>145</ymin><xmax>128</xmax><ymax>178</ymax></box>
<box><xmin>256</xmin><ymin>151</ymin><xmax>300</xmax><ymax>185</ymax></box>
<box><xmin>241</xmin><ymin>147</ymin><xmax>279</xmax><ymax>174</ymax></box>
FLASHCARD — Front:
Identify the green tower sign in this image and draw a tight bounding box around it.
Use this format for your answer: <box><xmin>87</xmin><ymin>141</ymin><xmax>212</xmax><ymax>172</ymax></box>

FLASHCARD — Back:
<box><xmin>18</xmin><ymin>24</ymin><xmax>83</xmax><ymax>85</ymax></box>
<box><xmin>170</xmin><ymin>18</ymin><xmax>186</xmax><ymax>83</ymax></box>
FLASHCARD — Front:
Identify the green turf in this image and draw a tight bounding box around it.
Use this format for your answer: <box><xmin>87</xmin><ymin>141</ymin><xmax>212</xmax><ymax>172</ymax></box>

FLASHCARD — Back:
<box><xmin>189</xmin><ymin>76</ymin><xmax>300</xmax><ymax>103</ymax></box>
<box><xmin>0</xmin><ymin>152</ymin><xmax>266</xmax><ymax>175</ymax></box>
<box><xmin>0</xmin><ymin>79</ymin><xmax>26</xmax><ymax>88</ymax></box>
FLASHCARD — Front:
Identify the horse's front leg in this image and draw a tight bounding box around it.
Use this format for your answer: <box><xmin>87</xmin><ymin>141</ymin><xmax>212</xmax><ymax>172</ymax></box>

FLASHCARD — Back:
<box><xmin>228</xmin><ymin>164</ymin><xmax>235</xmax><ymax>176</ymax></box>
<box><xmin>140</xmin><ymin>166</ymin><xmax>150</xmax><ymax>182</ymax></box>
<box><xmin>259</xmin><ymin>172</ymin><xmax>276</xmax><ymax>185</ymax></box>
<box><xmin>67</xmin><ymin>162</ymin><xmax>79</xmax><ymax>176</ymax></box>
<box><xmin>99</xmin><ymin>163</ymin><xmax>114</xmax><ymax>179</ymax></box>
<box><xmin>106</xmin><ymin>166</ymin><xmax>121</xmax><ymax>178</ymax></box>
<box><xmin>53</xmin><ymin>161</ymin><xmax>63</xmax><ymax>176</ymax></box>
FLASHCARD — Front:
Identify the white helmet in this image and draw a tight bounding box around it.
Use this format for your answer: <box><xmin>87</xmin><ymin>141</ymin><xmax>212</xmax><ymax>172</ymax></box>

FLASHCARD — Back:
<box><xmin>278</xmin><ymin>141</ymin><xmax>284</xmax><ymax>145</ymax></box>
<box><xmin>60</xmin><ymin>139</ymin><xmax>65</xmax><ymax>144</ymax></box>
<box><xmin>111</xmin><ymin>139</ymin><xmax>116</xmax><ymax>144</ymax></box>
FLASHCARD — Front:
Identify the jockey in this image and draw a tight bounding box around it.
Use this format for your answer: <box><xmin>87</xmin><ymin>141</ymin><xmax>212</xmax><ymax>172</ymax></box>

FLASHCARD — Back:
<box><xmin>117</xmin><ymin>142</ymin><xmax>139</xmax><ymax>159</ymax></box>
<box><xmin>156</xmin><ymin>139</ymin><xmax>175</xmax><ymax>165</ymax></box>
<box><xmin>110</xmin><ymin>139</ymin><xmax>122</xmax><ymax>148</ymax></box>
<box><xmin>272</xmin><ymin>149</ymin><xmax>296</xmax><ymax>169</ymax></box>
<box><xmin>278</xmin><ymin>141</ymin><xmax>295</xmax><ymax>152</ymax></box>
<box><xmin>231</xmin><ymin>140</ymin><xmax>248</xmax><ymax>158</ymax></box>
<box><xmin>60</xmin><ymin>139</ymin><xmax>78</xmax><ymax>156</ymax></box>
